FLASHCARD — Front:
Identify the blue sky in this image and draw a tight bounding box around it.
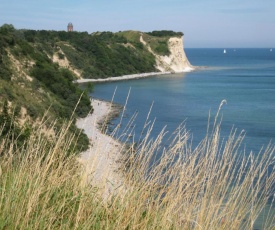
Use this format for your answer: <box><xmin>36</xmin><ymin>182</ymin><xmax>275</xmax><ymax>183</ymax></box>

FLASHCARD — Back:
<box><xmin>1</xmin><ymin>0</ymin><xmax>274</xmax><ymax>48</ymax></box>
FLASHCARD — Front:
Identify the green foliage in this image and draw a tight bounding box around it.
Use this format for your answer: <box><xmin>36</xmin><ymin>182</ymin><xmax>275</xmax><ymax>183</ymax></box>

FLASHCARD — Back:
<box><xmin>69</xmin><ymin>124</ymin><xmax>90</xmax><ymax>153</ymax></box>
<box><xmin>146</xmin><ymin>30</ymin><xmax>183</xmax><ymax>37</ymax></box>
<box><xmin>0</xmin><ymin>25</ymin><xmax>15</xmax><ymax>81</ymax></box>
<box><xmin>23</xmin><ymin>29</ymin><xmax>36</xmax><ymax>42</ymax></box>
<box><xmin>117</xmin><ymin>30</ymin><xmax>141</xmax><ymax>43</ymax></box>
<box><xmin>0</xmin><ymin>24</ymin><xmax>184</xmax><ymax>154</ymax></box>
<box><xmin>154</xmin><ymin>40</ymin><xmax>170</xmax><ymax>56</ymax></box>
<box><xmin>17</xmin><ymin>39</ymin><xmax>35</xmax><ymax>56</ymax></box>
<box><xmin>57</xmin><ymin>52</ymin><xmax>65</xmax><ymax>59</ymax></box>
<box><xmin>142</xmin><ymin>34</ymin><xmax>171</xmax><ymax>56</ymax></box>
<box><xmin>0</xmin><ymin>100</ymin><xmax>31</xmax><ymax>151</ymax></box>
<box><xmin>118</xmin><ymin>30</ymin><xmax>173</xmax><ymax>56</ymax></box>
<box><xmin>143</xmin><ymin>31</ymin><xmax>184</xmax><ymax>56</ymax></box>
<box><xmin>0</xmin><ymin>24</ymin><xmax>15</xmax><ymax>35</ymax></box>
<box><xmin>17</xmin><ymin>29</ymin><xmax>157</xmax><ymax>78</ymax></box>
<box><xmin>0</xmin><ymin>24</ymin><xmax>16</xmax><ymax>46</ymax></box>
<box><xmin>133</xmin><ymin>42</ymin><xmax>144</xmax><ymax>50</ymax></box>
<box><xmin>9</xmin><ymin>28</ymin><xmax>184</xmax><ymax>78</ymax></box>
<box><xmin>0</xmin><ymin>55</ymin><xmax>12</xmax><ymax>81</ymax></box>
<box><xmin>30</xmin><ymin>62</ymin><xmax>91</xmax><ymax>118</ymax></box>
<box><xmin>0</xmin><ymin>24</ymin><xmax>92</xmax><ymax>153</ymax></box>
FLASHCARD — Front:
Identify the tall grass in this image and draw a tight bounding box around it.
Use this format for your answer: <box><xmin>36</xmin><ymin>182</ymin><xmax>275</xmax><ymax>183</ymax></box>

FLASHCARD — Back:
<box><xmin>0</xmin><ymin>104</ymin><xmax>274</xmax><ymax>229</ymax></box>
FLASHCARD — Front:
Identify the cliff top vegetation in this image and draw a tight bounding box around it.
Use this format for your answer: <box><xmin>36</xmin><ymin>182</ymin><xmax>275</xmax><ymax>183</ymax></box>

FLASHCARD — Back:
<box><xmin>146</xmin><ymin>30</ymin><xmax>184</xmax><ymax>37</ymax></box>
<box><xmin>0</xmin><ymin>24</ymin><xmax>185</xmax><ymax>154</ymax></box>
<box><xmin>0</xmin><ymin>24</ymin><xmax>92</xmax><ymax>153</ymax></box>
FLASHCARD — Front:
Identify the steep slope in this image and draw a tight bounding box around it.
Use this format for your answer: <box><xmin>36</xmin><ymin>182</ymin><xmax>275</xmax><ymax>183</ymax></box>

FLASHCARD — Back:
<box><xmin>52</xmin><ymin>47</ymin><xmax>82</xmax><ymax>78</ymax></box>
<box><xmin>0</xmin><ymin>24</ymin><xmax>91</xmax><ymax>153</ymax></box>
<box><xmin>119</xmin><ymin>30</ymin><xmax>193</xmax><ymax>73</ymax></box>
<box><xmin>8</xmin><ymin>28</ymin><xmax>193</xmax><ymax>79</ymax></box>
<box><xmin>19</xmin><ymin>30</ymin><xmax>157</xmax><ymax>78</ymax></box>
<box><xmin>139</xmin><ymin>34</ymin><xmax>193</xmax><ymax>73</ymax></box>
<box><xmin>0</xmin><ymin>25</ymin><xmax>193</xmax><ymax>154</ymax></box>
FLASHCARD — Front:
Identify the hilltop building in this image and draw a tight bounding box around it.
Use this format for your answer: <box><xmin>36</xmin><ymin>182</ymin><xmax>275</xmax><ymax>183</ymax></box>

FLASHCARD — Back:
<box><xmin>67</xmin><ymin>22</ymin><xmax>73</xmax><ymax>32</ymax></box>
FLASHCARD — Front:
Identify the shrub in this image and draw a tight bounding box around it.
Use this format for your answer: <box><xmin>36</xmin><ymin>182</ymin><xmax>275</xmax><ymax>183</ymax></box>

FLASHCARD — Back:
<box><xmin>146</xmin><ymin>30</ymin><xmax>184</xmax><ymax>37</ymax></box>
<box><xmin>57</xmin><ymin>52</ymin><xmax>65</xmax><ymax>59</ymax></box>
<box><xmin>154</xmin><ymin>41</ymin><xmax>170</xmax><ymax>56</ymax></box>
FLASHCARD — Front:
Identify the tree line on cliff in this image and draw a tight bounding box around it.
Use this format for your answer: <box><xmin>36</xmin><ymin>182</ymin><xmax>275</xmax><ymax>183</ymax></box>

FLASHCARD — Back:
<box><xmin>21</xmin><ymin>29</ymin><xmax>158</xmax><ymax>78</ymax></box>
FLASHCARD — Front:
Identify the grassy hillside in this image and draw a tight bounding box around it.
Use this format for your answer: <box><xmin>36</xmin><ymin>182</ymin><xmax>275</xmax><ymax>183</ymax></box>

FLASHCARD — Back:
<box><xmin>0</xmin><ymin>24</ymin><xmax>91</xmax><ymax>154</ymax></box>
<box><xmin>0</xmin><ymin>24</ymin><xmax>275</xmax><ymax>229</ymax></box>
<box><xmin>21</xmin><ymin>29</ymin><xmax>159</xmax><ymax>78</ymax></box>
<box><xmin>14</xmin><ymin>28</ymin><xmax>182</xmax><ymax>78</ymax></box>
<box><xmin>0</xmin><ymin>24</ymin><xmax>185</xmax><ymax>153</ymax></box>
<box><xmin>118</xmin><ymin>30</ymin><xmax>181</xmax><ymax>56</ymax></box>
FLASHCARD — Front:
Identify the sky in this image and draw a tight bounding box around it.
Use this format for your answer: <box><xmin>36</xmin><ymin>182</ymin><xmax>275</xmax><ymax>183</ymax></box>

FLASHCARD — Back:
<box><xmin>1</xmin><ymin>0</ymin><xmax>275</xmax><ymax>48</ymax></box>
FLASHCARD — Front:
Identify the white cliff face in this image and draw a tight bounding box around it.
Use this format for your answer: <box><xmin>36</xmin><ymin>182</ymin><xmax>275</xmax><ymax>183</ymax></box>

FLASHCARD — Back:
<box><xmin>166</xmin><ymin>37</ymin><xmax>193</xmax><ymax>72</ymax></box>
<box><xmin>140</xmin><ymin>35</ymin><xmax>193</xmax><ymax>73</ymax></box>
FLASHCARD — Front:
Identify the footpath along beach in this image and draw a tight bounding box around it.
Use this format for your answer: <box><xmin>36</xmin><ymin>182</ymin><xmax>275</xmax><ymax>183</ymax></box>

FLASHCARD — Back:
<box><xmin>76</xmin><ymin>99</ymin><xmax>125</xmax><ymax>199</ymax></box>
<box><xmin>75</xmin><ymin>72</ymin><xmax>171</xmax><ymax>83</ymax></box>
<box><xmin>74</xmin><ymin>68</ymin><xmax>196</xmax><ymax>84</ymax></box>
<box><xmin>75</xmin><ymin>69</ymin><xmax>196</xmax><ymax>198</ymax></box>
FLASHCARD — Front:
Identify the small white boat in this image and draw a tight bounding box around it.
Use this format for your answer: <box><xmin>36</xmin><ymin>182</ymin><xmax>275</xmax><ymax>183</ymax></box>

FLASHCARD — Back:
<box><xmin>270</xmin><ymin>48</ymin><xmax>272</xmax><ymax>52</ymax></box>
<box><xmin>224</xmin><ymin>49</ymin><xmax>226</xmax><ymax>54</ymax></box>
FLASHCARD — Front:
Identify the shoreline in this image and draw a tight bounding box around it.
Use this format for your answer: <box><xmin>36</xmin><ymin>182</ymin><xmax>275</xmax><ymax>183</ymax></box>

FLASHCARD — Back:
<box><xmin>76</xmin><ymin>99</ymin><xmax>125</xmax><ymax>199</ymax></box>
<box><xmin>74</xmin><ymin>67</ymin><xmax>199</xmax><ymax>197</ymax></box>
<box><xmin>74</xmin><ymin>68</ymin><xmax>195</xmax><ymax>83</ymax></box>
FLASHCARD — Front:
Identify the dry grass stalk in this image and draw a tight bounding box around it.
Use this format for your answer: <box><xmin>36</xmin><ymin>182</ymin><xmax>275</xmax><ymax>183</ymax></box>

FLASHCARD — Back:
<box><xmin>0</xmin><ymin>103</ymin><xmax>274</xmax><ymax>229</ymax></box>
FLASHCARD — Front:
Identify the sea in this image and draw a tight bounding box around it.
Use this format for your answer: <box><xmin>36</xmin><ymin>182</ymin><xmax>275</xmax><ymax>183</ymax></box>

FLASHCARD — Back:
<box><xmin>88</xmin><ymin>48</ymin><xmax>275</xmax><ymax>229</ymax></box>
<box><xmin>89</xmin><ymin>48</ymin><xmax>275</xmax><ymax>155</ymax></box>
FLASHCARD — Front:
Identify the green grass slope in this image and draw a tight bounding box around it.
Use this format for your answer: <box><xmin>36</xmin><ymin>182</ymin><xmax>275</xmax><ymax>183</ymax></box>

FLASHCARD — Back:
<box><xmin>0</xmin><ymin>24</ymin><xmax>186</xmax><ymax>154</ymax></box>
<box><xmin>0</xmin><ymin>24</ymin><xmax>91</xmax><ymax>154</ymax></box>
<box><xmin>22</xmin><ymin>29</ymin><xmax>158</xmax><ymax>78</ymax></box>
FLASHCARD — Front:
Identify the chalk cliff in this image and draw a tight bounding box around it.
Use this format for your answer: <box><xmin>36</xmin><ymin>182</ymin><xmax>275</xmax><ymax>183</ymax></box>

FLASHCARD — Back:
<box><xmin>140</xmin><ymin>35</ymin><xmax>193</xmax><ymax>73</ymax></box>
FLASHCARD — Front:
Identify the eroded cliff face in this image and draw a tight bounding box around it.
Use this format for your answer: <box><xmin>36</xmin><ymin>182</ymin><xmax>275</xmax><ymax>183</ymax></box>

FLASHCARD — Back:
<box><xmin>140</xmin><ymin>35</ymin><xmax>193</xmax><ymax>73</ymax></box>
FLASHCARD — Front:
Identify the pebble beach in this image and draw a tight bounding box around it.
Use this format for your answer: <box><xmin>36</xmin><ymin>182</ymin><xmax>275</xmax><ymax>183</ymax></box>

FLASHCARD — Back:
<box><xmin>76</xmin><ymin>99</ymin><xmax>125</xmax><ymax>199</ymax></box>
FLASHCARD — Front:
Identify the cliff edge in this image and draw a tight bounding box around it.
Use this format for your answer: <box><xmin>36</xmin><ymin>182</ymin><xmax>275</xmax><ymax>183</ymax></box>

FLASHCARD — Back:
<box><xmin>140</xmin><ymin>34</ymin><xmax>193</xmax><ymax>73</ymax></box>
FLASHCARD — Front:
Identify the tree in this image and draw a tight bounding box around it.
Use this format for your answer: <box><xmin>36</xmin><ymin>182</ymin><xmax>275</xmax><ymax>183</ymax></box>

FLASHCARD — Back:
<box><xmin>0</xmin><ymin>24</ymin><xmax>15</xmax><ymax>35</ymax></box>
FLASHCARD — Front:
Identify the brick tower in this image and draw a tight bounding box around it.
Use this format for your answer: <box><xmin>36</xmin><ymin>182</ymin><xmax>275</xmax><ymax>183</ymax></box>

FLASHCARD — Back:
<box><xmin>67</xmin><ymin>22</ymin><xmax>73</xmax><ymax>32</ymax></box>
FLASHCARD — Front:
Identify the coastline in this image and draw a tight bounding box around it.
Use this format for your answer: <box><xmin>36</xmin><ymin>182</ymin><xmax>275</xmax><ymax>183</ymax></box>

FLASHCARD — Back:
<box><xmin>76</xmin><ymin>99</ymin><xmax>125</xmax><ymax>199</ymax></box>
<box><xmin>74</xmin><ymin>68</ymin><xmax>195</xmax><ymax>83</ymax></box>
<box><xmin>74</xmin><ymin>67</ymin><xmax>197</xmax><ymax>197</ymax></box>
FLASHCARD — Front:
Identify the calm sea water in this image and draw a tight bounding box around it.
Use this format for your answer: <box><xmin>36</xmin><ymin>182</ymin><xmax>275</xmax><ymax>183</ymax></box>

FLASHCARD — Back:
<box><xmin>90</xmin><ymin>48</ymin><xmax>275</xmax><ymax>155</ymax></box>
<box><xmin>89</xmin><ymin>48</ymin><xmax>275</xmax><ymax>229</ymax></box>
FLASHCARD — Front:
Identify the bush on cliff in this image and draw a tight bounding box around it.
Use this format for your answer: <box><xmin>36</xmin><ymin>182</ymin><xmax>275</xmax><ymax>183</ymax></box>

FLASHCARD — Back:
<box><xmin>146</xmin><ymin>30</ymin><xmax>184</xmax><ymax>37</ymax></box>
<box><xmin>21</xmin><ymin>29</ymin><xmax>157</xmax><ymax>78</ymax></box>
